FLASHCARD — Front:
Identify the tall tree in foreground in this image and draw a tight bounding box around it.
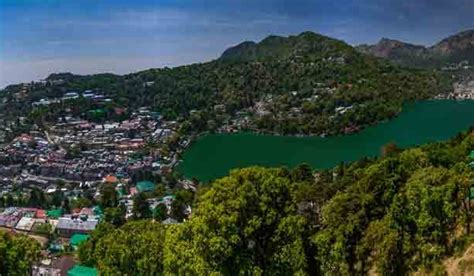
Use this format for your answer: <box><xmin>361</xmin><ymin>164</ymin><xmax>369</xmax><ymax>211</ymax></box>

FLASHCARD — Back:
<box><xmin>0</xmin><ymin>232</ymin><xmax>41</xmax><ymax>275</ymax></box>
<box><xmin>164</xmin><ymin>167</ymin><xmax>311</xmax><ymax>275</ymax></box>
<box><xmin>92</xmin><ymin>221</ymin><xmax>166</xmax><ymax>275</ymax></box>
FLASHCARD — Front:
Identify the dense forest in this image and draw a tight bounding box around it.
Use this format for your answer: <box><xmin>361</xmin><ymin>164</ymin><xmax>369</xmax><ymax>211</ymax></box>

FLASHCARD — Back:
<box><xmin>0</xmin><ymin>32</ymin><xmax>451</xmax><ymax>137</ymax></box>
<box><xmin>74</xmin><ymin>129</ymin><xmax>472</xmax><ymax>275</ymax></box>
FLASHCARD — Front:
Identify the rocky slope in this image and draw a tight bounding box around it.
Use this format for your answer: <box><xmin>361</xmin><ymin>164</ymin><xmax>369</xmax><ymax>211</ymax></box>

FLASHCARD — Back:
<box><xmin>357</xmin><ymin>29</ymin><xmax>474</xmax><ymax>68</ymax></box>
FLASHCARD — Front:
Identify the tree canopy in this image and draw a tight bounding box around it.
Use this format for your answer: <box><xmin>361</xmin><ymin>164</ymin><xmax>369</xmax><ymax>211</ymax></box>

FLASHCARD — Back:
<box><xmin>78</xmin><ymin>130</ymin><xmax>474</xmax><ymax>275</ymax></box>
<box><xmin>0</xmin><ymin>231</ymin><xmax>41</xmax><ymax>276</ymax></box>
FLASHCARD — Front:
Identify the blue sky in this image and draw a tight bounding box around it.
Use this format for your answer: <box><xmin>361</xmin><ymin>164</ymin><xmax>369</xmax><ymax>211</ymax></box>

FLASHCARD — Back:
<box><xmin>1</xmin><ymin>0</ymin><xmax>473</xmax><ymax>88</ymax></box>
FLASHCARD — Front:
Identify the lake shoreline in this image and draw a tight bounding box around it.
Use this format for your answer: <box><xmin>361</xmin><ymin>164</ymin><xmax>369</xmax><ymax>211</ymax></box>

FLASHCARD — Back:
<box><xmin>179</xmin><ymin>100</ymin><xmax>474</xmax><ymax>181</ymax></box>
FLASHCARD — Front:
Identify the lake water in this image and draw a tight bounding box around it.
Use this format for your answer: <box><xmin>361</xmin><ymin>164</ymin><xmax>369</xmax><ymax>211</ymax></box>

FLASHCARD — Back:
<box><xmin>178</xmin><ymin>100</ymin><xmax>474</xmax><ymax>181</ymax></box>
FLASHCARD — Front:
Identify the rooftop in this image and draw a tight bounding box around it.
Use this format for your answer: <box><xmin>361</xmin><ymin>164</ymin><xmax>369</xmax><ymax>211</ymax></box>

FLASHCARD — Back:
<box><xmin>70</xmin><ymin>233</ymin><xmax>90</xmax><ymax>247</ymax></box>
<box><xmin>136</xmin><ymin>180</ymin><xmax>155</xmax><ymax>193</ymax></box>
<box><xmin>67</xmin><ymin>265</ymin><xmax>98</xmax><ymax>276</ymax></box>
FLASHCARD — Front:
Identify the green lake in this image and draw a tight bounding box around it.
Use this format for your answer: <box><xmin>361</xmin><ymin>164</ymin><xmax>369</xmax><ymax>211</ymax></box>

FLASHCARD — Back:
<box><xmin>178</xmin><ymin>100</ymin><xmax>474</xmax><ymax>181</ymax></box>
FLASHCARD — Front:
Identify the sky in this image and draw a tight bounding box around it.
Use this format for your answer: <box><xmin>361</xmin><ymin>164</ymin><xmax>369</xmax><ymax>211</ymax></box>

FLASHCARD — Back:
<box><xmin>0</xmin><ymin>0</ymin><xmax>473</xmax><ymax>88</ymax></box>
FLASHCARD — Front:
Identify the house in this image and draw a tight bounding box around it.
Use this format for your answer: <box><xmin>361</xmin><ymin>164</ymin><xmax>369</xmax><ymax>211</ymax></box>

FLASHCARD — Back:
<box><xmin>83</xmin><ymin>92</ymin><xmax>96</xmax><ymax>99</ymax></box>
<box><xmin>144</xmin><ymin>81</ymin><xmax>155</xmax><ymax>87</ymax></box>
<box><xmin>36</xmin><ymin>209</ymin><xmax>47</xmax><ymax>219</ymax></box>
<box><xmin>62</xmin><ymin>92</ymin><xmax>79</xmax><ymax>100</ymax></box>
<box><xmin>15</xmin><ymin>217</ymin><xmax>35</xmax><ymax>231</ymax></box>
<box><xmin>33</xmin><ymin>99</ymin><xmax>52</xmax><ymax>107</ymax></box>
<box><xmin>103</xmin><ymin>174</ymin><xmax>118</xmax><ymax>184</ymax></box>
<box><xmin>47</xmin><ymin>209</ymin><xmax>63</xmax><ymax>219</ymax></box>
<box><xmin>70</xmin><ymin>233</ymin><xmax>89</xmax><ymax>249</ymax></box>
<box><xmin>136</xmin><ymin>180</ymin><xmax>155</xmax><ymax>193</ymax></box>
<box><xmin>56</xmin><ymin>215</ymin><xmax>99</xmax><ymax>237</ymax></box>
<box><xmin>67</xmin><ymin>265</ymin><xmax>98</xmax><ymax>276</ymax></box>
<box><xmin>0</xmin><ymin>207</ymin><xmax>21</xmax><ymax>228</ymax></box>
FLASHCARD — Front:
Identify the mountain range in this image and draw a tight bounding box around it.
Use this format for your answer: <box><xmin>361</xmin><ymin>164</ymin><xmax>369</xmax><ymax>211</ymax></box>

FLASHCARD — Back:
<box><xmin>0</xmin><ymin>31</ymin><xmax>451</xmax><ymax>137</ymax></box>
<box><xmin>356</xmin><ymin>29</ymin><xmax>474</xmax><ymax>68</ymax></box>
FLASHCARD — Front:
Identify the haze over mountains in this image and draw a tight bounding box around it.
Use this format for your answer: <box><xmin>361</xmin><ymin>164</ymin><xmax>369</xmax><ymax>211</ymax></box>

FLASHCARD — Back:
<box><xmin>357</xmin><ymin>29</ymin><xmax>474</xmax><ymax>68</ymax></box>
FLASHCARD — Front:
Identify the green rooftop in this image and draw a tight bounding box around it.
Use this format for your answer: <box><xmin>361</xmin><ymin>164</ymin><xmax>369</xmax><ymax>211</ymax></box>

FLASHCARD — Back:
<box><xmin>93</xmin><ymin>206</ymin><xmax>103</xmax><ymax>216</ymax></box>
<box><xmin>46</xmin><ymin>209</ymin><xmax>62</xmax><ymax>219</ymax></box>
<box><xmin>70</xmin><ymin>234</ymin><xmax>89</xmax><ymax>248</ymax></box>
<box><xmin>470</xmin><ymin>151</ymin><xmax>474</xmax><ymax>159</ymax></box>
<box><xmin>67</xmin><ymin>265</ymin><xmax>98</xmax><ymax>276</ymax></box>
<box><xmin>136</xmin><ymin>180</ymin><xmax>155</xmax><ymax>193</ymax></box>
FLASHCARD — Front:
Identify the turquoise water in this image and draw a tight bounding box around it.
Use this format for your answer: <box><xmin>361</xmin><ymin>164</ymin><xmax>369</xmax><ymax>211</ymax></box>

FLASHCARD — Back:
<box><xmin>179</xmin><ymin>100</ymin><xmax>474</xmax><ymax>181</ymax></box>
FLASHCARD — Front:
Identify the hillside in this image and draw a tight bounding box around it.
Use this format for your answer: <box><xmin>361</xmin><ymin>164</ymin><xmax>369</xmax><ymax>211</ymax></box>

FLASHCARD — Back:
<box><xmin>357</xmin><ymin>29</ymin><xmax>474</xmax><ymax>68</ymax></box>
<box><xmin>0</xmin><ymin>31</ymin><xmax>448</xmax><ymax>139</ymax></box>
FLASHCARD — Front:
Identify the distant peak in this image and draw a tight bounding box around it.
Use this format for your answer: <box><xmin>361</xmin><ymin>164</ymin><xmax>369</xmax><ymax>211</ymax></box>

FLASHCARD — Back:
<box><xmin>219</xmin><ymin>30</ymin><xmax>351</xmax><ymax>61</ymax></box>
<box><xmin>297</xmin><ymin>31</ymin><xmax>318</xmax><ymax>37</ymax></box>
<box><xmin>431</xmin><ymin>29</ymin><xmax>474</xmax><ymax>54</ymax></box>
<box><xmin>379</xmin><ymin>37</ymin><xmax>395</xmax><ymax>42</ymax></box>
<box><xmin>260</xmin><ymin>34</ymin><xmax>285</xmax><ymax>44</ymax></box>
<box><xmin>378</xmin><ymin>38</ymin><xmax>406</xmax><ymax>46</ymax></box>
<box><xmin>46</xmin><ymin>72</ymin><xmax>75</xmax><ymax>80</ymax></box>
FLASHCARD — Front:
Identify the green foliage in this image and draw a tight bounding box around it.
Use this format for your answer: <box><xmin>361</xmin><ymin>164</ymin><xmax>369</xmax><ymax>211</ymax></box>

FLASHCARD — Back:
<box><xmin>80</xmin><ymin>221</ymin><xmax>166</xmax><ymax>275</ymax></box>
<box><xmin>33</xmin><ymin>223</ymin><xmax>53</xmax><ymax>236</ymax></box>
<box><xmin>132</xmin><ymin>193</ymin><xmax>152</xmax><ymax>220</ymax></box>
<box><xmin>0</xmin><ymin>231</ymin><xmax>41</xmax><ymax>276</ymax></box>
<box><xmin>78</xmin><ymin>222</ymin><xmax>116</xmax><ymax>267</ymax></box>
<box><xmin>80</xmin><ymin>131</ymin><xmax>474</xmax><ymax>275</ymax></box>
<box><xmin>170</xmin><ymin>189</ymin><xmax>193</xmax><ymax>222</ymax></box>
<box><xmin>164</xmin><ymin>167</ymin><xmax>310</xmax><ymax>275</ymax></box>
<box><xmin>153</xmin><ymin>204</ymin><xmax>168</xmax><ymax>222</ymax></box>
<box><xmin>103</xmin><ymin>205</ymin><xmax>126</xmax><ymax>227</ymax></box>
<box><xmin>100</xmin><ymin>183</ymin><xmax>118</xmax><ymax>209</ymax></box>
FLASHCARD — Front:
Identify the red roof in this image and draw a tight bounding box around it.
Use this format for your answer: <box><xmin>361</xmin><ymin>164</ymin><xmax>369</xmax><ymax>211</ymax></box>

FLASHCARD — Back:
<box><xmin>36</xmin><ymin>209</ymin><xmax>46</xmax><ymax>219</ymax></box>
<box><xmin>104</xmin><ymin>175</ymin><xmax>118</xmax><ymax>183</ymax></box>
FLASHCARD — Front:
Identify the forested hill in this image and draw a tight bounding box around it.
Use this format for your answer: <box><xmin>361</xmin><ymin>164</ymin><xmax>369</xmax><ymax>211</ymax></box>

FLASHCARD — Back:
<box><xmin>357</xmin><ymin>29</ymin><xmax>474</xmax><ymax>68</ymax></box>
<box><xmin>0</xmin><ymin>31</ymin><xmax>449</xmax><ymax>137</ymax></box>
<box><xmin>220</xmin><ymin>32</ymin><xmax>352</xmax><ymax>61</ymax></box>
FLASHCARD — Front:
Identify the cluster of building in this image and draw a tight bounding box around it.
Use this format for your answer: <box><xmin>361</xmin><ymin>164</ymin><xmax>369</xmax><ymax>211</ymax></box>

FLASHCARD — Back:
<box><xmin>441</xmin><ymin>60</ymin><xmax>473</xmax><ymax>71</ymax></box>
<box><xmin>32</xmin><ymin>90</ymin><xmax>113</xmax><ymax>107</ymax></box>
<box><xmin>32</xmin><ymin>255</ymin><xmax>98</xmax><ymax>276</ymax></box>
<box><xmin>0</xmin><ymin>206</ymin><xmax>99</xmax><ymax>236</ymax></box>
<box><xmin>0</xmin><ymin>87</ymin><xmax>197</xmax><ymax>275</ymax></box>
<box><xmin>436</xmin><ymin>74</ymin><xmax>474</xmax><ymax>100</ymax></box>
<box><xmin>0</xmin><ymin>100</ymin><xmax>188</xmax><ymax>189</ymax></box>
